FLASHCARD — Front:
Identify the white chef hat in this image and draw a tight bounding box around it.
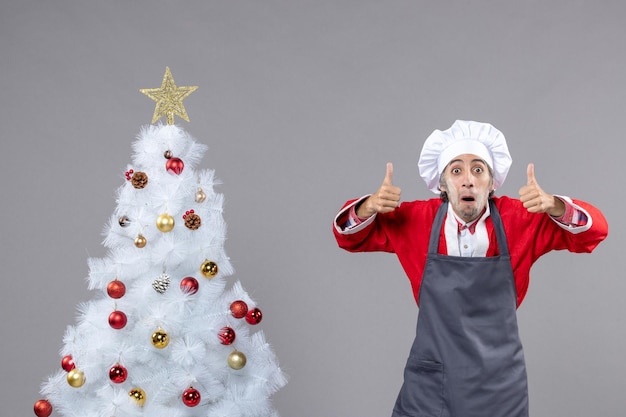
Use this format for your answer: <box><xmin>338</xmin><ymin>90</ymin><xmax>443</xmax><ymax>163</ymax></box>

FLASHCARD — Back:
<box><xmin>418</xmin><ymin>120</ymin><xmax>512</xmax><ymax>193</ymax></box>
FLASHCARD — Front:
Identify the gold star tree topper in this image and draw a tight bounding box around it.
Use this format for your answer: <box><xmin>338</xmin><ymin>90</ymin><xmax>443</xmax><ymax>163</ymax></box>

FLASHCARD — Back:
<box><xmin>140</xmin><ymin>67</ymin><xmax>198</xmax><ymax>125</ymax></box>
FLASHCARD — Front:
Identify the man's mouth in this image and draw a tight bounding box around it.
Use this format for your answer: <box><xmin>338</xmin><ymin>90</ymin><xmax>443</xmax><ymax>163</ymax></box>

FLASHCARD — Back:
<box><xmin>461</xmin><ymin>196</ymin><xmax>475</xmax><ymax>202</ymax></box>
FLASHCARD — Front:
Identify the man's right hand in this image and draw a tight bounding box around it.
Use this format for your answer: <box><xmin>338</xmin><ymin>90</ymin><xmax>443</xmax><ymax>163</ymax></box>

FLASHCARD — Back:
<box><xmin>356</xmin><ymin>162</ymin><xmax>402</xmax><ymax>218</ymax></box>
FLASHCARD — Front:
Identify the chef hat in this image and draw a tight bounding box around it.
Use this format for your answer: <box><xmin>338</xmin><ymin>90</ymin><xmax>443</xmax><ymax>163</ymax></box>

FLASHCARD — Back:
<box><xmin>418</xmin><ymin>120</ymin><xmax>512</xmax><ymax>193</ymax></box>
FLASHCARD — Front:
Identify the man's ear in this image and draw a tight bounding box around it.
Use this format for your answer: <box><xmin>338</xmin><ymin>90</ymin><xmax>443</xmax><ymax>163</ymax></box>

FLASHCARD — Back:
<box><xmin>439</xmin><ymin>185</ymin><xmax>447</xmax><ymax>193</ymax></box>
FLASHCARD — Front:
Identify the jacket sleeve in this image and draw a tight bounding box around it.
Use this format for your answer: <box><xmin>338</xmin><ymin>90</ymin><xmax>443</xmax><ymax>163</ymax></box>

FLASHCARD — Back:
<box><xmin>500</xmin><ymin>196</ymin><xmax>608</xmax><ymax>262</ymax></box>
<box><xmin>333</xmin><ymin>199</ymin><xmax>441</xmax><ymax>254</ymax></box>
<box><xmin>332</xmin><ymin>197</ymin><xmax>396</xmax><ymax>253</ymax></box>
<box><xmin>557</xmin><ymin>198</ymin><xmax>609</xmax><ymax>252</ymax></box>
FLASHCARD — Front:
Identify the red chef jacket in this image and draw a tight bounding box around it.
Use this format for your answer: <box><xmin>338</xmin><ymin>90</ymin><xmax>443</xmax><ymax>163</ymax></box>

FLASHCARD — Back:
<box><xmin>334</xmin><ymin>195</ymin><xmax>608</xmax><ymax>307</ymax></box>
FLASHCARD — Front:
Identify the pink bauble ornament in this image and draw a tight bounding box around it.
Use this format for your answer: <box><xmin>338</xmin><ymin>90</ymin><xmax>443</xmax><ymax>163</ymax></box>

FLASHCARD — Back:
<box><xmin>230</xmin><ymin>300</ymin><xmax>248</xmax><ymax>319</ymax></box>
<box><xmin>109</xmin><ymin>364</ymin><xmax>128</xmax><ymax>384</ymax></box>
<box><xmin>182</xmin><ymin>387</ymin><xmax>201</xmax><ymax>407</ymax></box>
<box><xmin>108</xmin><ymin>311</ymin><xmax>127</xmax><ymax>329</ymax></box>
<box><xmin>107</xmin><ymin>279</ymin><xmax>126</xmax><ymax>299</ymax></box>
<box><xmin>180</xmin><ymin>277</ymin><xmax>199</xmax><ymax>294</ymax></box>
<box><xmin>34</xmin><ymin>399</ymin><xmax>52</xmax><ymax>417</ymax></box>
<box><xmin>195</xmin><ymin>188</ymin><xmax>206</xmax><ymax>203</ymax></box>
<box><xmin>245</xmin><ymin>307</ymin><xmax>263</xmax><ymax>325</ymax></box>
<box><xmin>218</xmin><ymin>326</ymin><xmax>236</xmax><ymax>345</ymax></box>
<box><xmin>166</xmin><ymin>157</ymin><xmax>184</xmax><ymax>175</ymax></box>
<box><xmin>61</xmin><ymin>354</ymin><xmax>75</xmax><ymax>372</ymax></box>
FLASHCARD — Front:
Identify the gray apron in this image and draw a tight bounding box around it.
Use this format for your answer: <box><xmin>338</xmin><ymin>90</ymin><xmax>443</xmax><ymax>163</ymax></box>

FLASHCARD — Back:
<box><xmin>392</xmin><ymin>200</ymin><xmax>529</xmax><ymax>417</ymax></box>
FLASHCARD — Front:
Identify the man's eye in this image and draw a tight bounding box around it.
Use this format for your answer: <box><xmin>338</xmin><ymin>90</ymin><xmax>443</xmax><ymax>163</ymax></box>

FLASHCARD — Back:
<box><xmin>452</xmin><ymin>168</ymin><xmax>461</xmax><ymax>174</ymax></box>
<box><xmin>473</xmin><ymin>167</ymin><xmax>483</xmax><ymax>173</ymax></box>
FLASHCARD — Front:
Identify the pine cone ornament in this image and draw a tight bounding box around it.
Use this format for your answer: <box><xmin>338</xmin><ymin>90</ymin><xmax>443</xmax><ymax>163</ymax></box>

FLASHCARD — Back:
<box><xmin>184</xmin><ymin>212</ymin><xmax>201</xmax><ymax>230</ymax></box>
<box><xmin>131</xmin><ymin>171</ymin><xmax>149</xmax><ymax>189</ymax></box>
<box><xmin>152</xmin><ymin>273</ymin><xmax>171</xmax><ymax>294</ymax></box>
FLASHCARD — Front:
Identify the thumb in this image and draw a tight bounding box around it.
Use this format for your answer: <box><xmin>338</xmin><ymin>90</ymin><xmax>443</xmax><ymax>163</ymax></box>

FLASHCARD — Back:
<box><xmin>526</xmin><ymin>163</ymin><xmax>537</xmax><ymax>185</ymax></box>
<box><xmin>383</xmin><ymin>162</ymin><xmax>394</xmax><ymax>185</ymax></box>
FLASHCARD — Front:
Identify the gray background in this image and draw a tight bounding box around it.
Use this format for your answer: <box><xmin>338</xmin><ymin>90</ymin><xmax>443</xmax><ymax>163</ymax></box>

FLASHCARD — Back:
<box><xmin>1</xmin><ymin>1</ymin><xmax>624</xmax><ymax>416</ymax></box>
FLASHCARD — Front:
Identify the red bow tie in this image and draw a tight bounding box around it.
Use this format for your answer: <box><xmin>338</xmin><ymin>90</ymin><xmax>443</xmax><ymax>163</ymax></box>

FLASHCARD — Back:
<box><xmin>458</xmin><ymin>221</ymin><xmax>477</xmax><ymax>235</ymax></box>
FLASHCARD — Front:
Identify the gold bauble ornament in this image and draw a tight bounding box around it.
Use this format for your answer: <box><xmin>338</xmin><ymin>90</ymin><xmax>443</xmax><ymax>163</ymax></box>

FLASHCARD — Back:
<box><xmin>228</xmin><ymin>350</ymin><xmax>247</xmax><ymax>370</ymax></box>
<box><xmin>156</xmin><ymin>213</ymin><xmax>175</xmax><ymax>232</ymax></box>
<box><xmin>151</xmin><ymin>328</ymin><xmax>170</xmax><ymax>349</ymax></box>
<box><xmin>195</xmin><ymin>188</ymin><xmax>206</xmax><ymax>203</ymax></box>
<box><xmin>129</xmin><ymin>387</ymin><xmax>146</xmax><ymax>407</ymax></box>
<box><xmin>134</xmin><ymin>234</ymin><xmax>147</xmax><ymax>248</ymax></box>
<box><xmin>67</xmin><ymin>369</ymin><xmax>86</xmax><ymax>387</ymax></box>
<box><xmin>200</xmin><ymin>260</ymin><xmax>218</xmax><ymax>278</ymax></box>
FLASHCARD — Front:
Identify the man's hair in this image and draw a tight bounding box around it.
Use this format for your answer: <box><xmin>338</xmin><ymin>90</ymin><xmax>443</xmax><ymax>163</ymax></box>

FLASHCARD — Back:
<box><xmin>438</xmin><ymin>163</ymin><xmax>495</xmax><ymax>201</ymax></box>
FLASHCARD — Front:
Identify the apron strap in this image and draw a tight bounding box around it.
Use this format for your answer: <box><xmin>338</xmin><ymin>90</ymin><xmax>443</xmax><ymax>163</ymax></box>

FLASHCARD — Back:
<box><xmin>427</xmin><ymin>202</ymin><xmax>448</xmax><ymax>255</ymax></box>
<box><xmin>488</xmin><ymin>198</ymin><xmax>510</xmax><ymax>257</ymax></box>
<box><xmin>427</xmin><ymin>199</ymin><xmax>510</xmax><ymax>256</ymax></box>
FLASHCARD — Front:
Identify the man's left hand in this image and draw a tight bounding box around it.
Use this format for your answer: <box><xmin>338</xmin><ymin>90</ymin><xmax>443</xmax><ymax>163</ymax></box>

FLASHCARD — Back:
<box><xmin>518</xmin><ymin>163</ymin><xmax>565</xmax><ymax>217</ymax></box>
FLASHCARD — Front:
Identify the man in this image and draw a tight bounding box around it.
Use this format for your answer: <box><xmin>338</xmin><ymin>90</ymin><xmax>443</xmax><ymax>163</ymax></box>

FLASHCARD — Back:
<box><xmin>333</xmin><ymin>120</ymin><xmax>608</xmax><ymax>417</ymax></box>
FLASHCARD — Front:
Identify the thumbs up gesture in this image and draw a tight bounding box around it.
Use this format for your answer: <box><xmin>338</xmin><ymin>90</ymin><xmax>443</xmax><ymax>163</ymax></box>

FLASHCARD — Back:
<box><xmin>357</xmin><ymin>163</ymin><xmax>402</xmax><ymax>218</ymax></box>
<box><xmin>518</xmin><ymin>163</ymin><xmax>565</xmax><ymax>217</ymax></box>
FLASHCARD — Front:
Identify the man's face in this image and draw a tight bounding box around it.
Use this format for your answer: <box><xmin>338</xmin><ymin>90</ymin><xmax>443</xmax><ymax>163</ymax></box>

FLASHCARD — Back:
<box><xmin>440</xmin><ymin>154</ymin><xmax>494</xmax><ymax>223</ymax></box>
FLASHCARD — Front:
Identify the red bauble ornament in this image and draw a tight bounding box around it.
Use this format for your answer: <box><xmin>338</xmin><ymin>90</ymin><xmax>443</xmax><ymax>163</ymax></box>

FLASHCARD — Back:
<box><xmin>61</xmin><ymin>354</ymin><xmax>75</xmax><ymax>372</ymax></box>
<box><xmin>182</xmin><ymin>387</ymin><xmax>201</xmax><ymax>407</ymax></box>
<box><xmin>109</xmin><ymin>364</ymin><xmax>128</xmax><ymax>383</ymax></box>
<box><xmin>230</xmin><ymin>300</ymin><xmax>248</xmax><ymax>319</ymax></box>
<box><xmin>108</xmin><ymin>311</ymin><xmax>127</xmax><ymax>329</ymax></box>
<box><xmin>166</xmin><ymin>157</ymin><xmax>184</xmax><ymax>175</ymax></box>
<box><xmin>34</xmin><ymin>399</ymin><xmax>53</xmax><ymax>417</ymax></box>
<box><xmin>218</xmin><ymin>326</ymin><xmax>236</xmax><ymax>345</ymax></box>
<box><xmin>245</xmin><ymin>307</ymin><xmax>263</xmax><ymax>325</ymax></box>
<box><xmin>107</xmin><ymin>279</ymin><xmax>126</xmax><ymax>299</ymax></box>
<box><xmin>180</xmin><ymin>277</ymin><xmax>199</xmax><ymax>295</ymax></box>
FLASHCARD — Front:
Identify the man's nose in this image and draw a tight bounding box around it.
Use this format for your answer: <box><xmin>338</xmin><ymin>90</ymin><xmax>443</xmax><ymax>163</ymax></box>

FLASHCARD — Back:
<box><xmin>462</xmin><ymin>172</ymin><xmax>474</xmax><ymax>187</ymax></box>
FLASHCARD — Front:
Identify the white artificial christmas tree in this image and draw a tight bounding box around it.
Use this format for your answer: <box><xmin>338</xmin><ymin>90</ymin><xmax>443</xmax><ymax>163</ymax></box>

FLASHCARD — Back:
<box><xmin>33</xmin><ymin>68</ymin><xmax>287</xmax><ymax>417</ymax></box>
